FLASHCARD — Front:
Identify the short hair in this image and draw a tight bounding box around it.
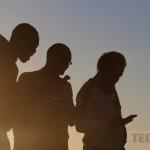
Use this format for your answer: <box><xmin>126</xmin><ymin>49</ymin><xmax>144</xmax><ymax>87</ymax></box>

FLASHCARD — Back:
<box><xmin>10</xmin><ymin>23</ymin><xmax>39</xmax><ymax>45</ymax></box>
<box><xmin>97</xmin><ymin>51</ymin><xmax>126</xmax><ymax>72</ymax></box>
<box><xmin>46</xmin><ymin>43</ymin><xmax>71</xmax><ymax>63</ymax></box>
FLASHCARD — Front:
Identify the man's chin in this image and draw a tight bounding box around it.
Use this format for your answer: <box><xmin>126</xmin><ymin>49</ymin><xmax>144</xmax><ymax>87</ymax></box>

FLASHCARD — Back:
<box><xmin>59</xmin><ymin>70</ymin><xmax>65</xmax><ymax>76</ymax></box>
<box><xmin>20</xmin><ymin>57</ymin><xmax>30</xmax><ymax>63</ymax></box>
<box><xmin>59</xmin><ymin>72</ymin><xmax>65</xmax><ymax>76</ymax></box>
<box><xmin>113</xmin><ymin>79</ymin><xmax>119</xmax><ymax>84</ymax></box>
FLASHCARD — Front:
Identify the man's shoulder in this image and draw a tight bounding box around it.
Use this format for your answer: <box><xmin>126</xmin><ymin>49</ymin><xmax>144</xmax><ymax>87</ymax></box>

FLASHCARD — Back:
<box><xmin>0</xmin><ymin>34</ymin><xmax>8</xmax><ymax>51</ymax></box>
<box><xmin>0</xmin><ymin>34</ymin><xmax>8</xmax><ymax>44</ymax></box>
<box><xmin>76</xmin><ymin>79</ymin><xmax>98</xmax><ymax>106</ymax></box>
<box><xmin>59</xmin><ymin>75</ymin><xmax>72</xmax><ymax>89</ymax></box>
<box><xmin>0</xmin><ymin>34</ymin><xmax>9</xmax><ymax>58</ymax></box>
<box><xmin>57</xmin><ymin>76</ymin><xmax>73</xmax><ymax>98</ymax></box>
<box><xmin>78</xmin><ymin>79</ymin><xmax>95</xmax><ymax>96</ymax></box>
<box><xmin>18</xmin><ymin>70</ymin><xmax>41</xmax><ymax>86</ymax></box>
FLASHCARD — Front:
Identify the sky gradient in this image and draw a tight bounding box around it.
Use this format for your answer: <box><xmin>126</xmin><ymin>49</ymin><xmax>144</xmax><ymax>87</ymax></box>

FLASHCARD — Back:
<box><xmin>0</xmin><ymin>0</ymin><xmax>150</xmax><ymax>149</ymax></box>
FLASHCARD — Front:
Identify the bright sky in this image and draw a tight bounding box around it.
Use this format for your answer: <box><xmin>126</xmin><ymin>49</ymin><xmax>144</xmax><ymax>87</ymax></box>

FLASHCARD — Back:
<box><xmin>0</xmin><ymin>0</ymin><xmax>150</xmax><ymax>149</ymax></box>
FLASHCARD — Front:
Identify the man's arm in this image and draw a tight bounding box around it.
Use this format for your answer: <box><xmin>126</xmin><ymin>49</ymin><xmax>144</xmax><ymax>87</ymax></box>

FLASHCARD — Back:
<box><xmin>64</xmin><ymin>82</ymin><xmax>75</xmax><ymax>126</ymax></box>
<box><xmin>75</xmin><ymin>87</ymin><xmax>125</xmax><ymax>133</ymax></box>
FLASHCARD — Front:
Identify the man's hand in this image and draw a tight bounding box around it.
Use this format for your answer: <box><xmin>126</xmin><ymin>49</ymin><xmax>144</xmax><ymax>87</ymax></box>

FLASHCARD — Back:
<box><xmin>123</xmin><ymin>114</ymin><xmax>137</xmax><ymax>125</ymax></box>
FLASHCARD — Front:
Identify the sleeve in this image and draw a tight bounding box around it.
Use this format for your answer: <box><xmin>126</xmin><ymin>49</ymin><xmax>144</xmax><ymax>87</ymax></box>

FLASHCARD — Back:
<box><xmin>13</xmin><ymin>73</ymin><xmax>32</xmax><ymax>118</ymax></box>
<box><xmin>13</xmin><ymin>73</ymin><xmax>28</xmax><ymax>113</ymax></box>
<box><xmin>75</xmin><ymin>83</ymin><xmax>91</xmax><ymax>133</ymax></box>
<box><xmin>17</xmin><ymin>73</ymin><xmax>29</xmax><ymax>95</ymax></box>
<box><xmin>13</xmin><ymin>73</ymin><xmax>36</xmax><ymax>125</ymax></box>
<box><xmin>17</xmin><ymin>73</ymin><xmax>33</xmax><ymax>105</ymax></box>
<box><xmin>64</xmin><ymin>82</ymin><xmax>75</xmax><ymax>126</ymax></box>
<box><xmin>0</xmin><ymin>63</ymin><xmax>18</xmax><ymax>131</ymax></box>
<box><xmin>75</xmin><ymin>83</ymin><xmax>113</xmax><ymax>133</ymax></box>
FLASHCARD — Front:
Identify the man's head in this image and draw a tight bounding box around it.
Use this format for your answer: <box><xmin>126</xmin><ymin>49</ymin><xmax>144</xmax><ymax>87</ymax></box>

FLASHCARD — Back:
<box><xmin>10</xmin><ymin>23</ymin><xmax>39</xmax><ymax>62</ymax></box>
<box><xmin>45</xmin><ymin>43</ymin><xmax>72</xmax><ymax>76</ymax></box>
<box><xmin>97</xmin><ymin>51</ymin><xmax>126</xmax><ymax>85</ymax></box>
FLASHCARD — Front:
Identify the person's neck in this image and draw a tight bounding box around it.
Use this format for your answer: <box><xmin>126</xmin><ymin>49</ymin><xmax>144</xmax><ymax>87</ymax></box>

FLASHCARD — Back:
<box><xmin>43</xmin><ymin>67</ymin><xmax>59</xmax><ymax>81</ymax></box>
<box><xmin>94</xmin><ymin>73</ymin><xmax>115</xmax><ymax>94</ymax></box>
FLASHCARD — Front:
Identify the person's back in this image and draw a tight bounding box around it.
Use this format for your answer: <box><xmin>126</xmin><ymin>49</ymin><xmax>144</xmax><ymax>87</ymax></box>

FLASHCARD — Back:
<box><xmin>75</xmin><ymin>52</ymin><xmax>137</xmax><ymax>150</ymax></box>
<box><xmin>76</xmin><ymin>78</ymin><xmax>127</xmax><ymax>149</ymax></box>
<box><xmin>14</xmin><ymin>69</ymin><xmax>74</xmax><ymax>150</ymax></box>
<box><xmin>0</xmin><ymin>34</ymin><xmax>18</xmax><ymax>150</ymax></box>
<box><xmin>0</xmin><ymin>23</ymin><xmax>39</xmax><ymax>150</ymax></box>
<box><xmin>14</xmin><ymin>43</ymin><xmax>75</xmax><ymax>150</ymax></box>
<box><xmin>14</xmin><ymin>70</ymin><xmax>45</xmax><ymax>150</ymax></box>
<box><xmin>0</xmin><ymin>34</ymin><xmax>18</xmax><ymax>90</ymax></box>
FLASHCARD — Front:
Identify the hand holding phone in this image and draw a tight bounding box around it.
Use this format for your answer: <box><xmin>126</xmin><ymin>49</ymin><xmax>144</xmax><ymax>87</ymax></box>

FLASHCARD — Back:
<box><xmin>124</xmin><ymin>114</ymin><xmax>138</xmax><ymax>124</ymax></box>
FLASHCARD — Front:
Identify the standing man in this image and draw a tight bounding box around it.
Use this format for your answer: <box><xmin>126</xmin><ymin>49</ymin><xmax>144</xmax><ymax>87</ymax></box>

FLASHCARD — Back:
<box><xmin>0</xmin><ymin>23</ymin><xmax>39</xmax><ymax>150</ymax></box>
<box><xmin>14</xmin><ymin>43</ymin><xmax>75</xmax><ymax>150</ymax></box>
<box><xmin>75</xmin><ymin>51</ymin><xmax>137</xmax><ymax>150</ymax></box>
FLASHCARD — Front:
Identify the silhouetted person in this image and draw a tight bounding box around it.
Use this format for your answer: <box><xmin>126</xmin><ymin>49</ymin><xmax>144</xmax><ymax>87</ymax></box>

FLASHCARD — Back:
<box><xmin>14</xmin><ymin>43</ymin><xmax>75</xmax><ymax>150</ymax></box>
<box><xmin>75</xmin><ymin>52</ymin><xmax>137</xmax><ymax>150</ymax></box>
<box><xmin>0</xmin><ymin>23</ymin><xmax>39</xmax><ymax>150</ymax></box>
